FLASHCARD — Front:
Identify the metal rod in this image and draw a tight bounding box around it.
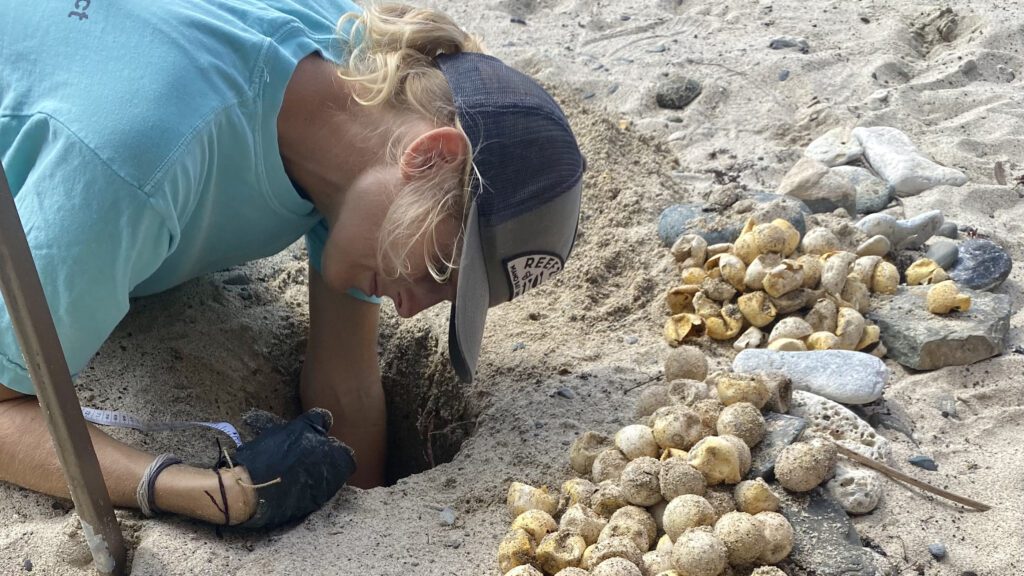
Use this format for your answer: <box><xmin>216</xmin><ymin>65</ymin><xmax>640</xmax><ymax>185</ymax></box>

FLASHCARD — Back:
<box><xmin>0</xmin><ymin>163</ymin><xmax>126</xmax><ymax>575</ymax></box>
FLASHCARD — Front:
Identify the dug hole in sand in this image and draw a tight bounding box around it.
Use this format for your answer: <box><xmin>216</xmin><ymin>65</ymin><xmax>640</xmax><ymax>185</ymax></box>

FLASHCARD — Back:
<box><xmin>2</xmin><ymin>0</ymin><xmax>1023</xmax><ymax>574</ymax></box>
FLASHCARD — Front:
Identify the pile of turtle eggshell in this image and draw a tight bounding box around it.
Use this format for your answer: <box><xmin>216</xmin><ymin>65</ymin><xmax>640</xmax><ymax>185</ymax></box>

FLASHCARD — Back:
<box><xmin>496</xmin><ymin>345</ymin><xmax>845</xmax><ymax>576</ymax></box>
<box><xmin>663</xmin><ymin>216</ymin><xmax>972</xmax><ymax>352</ymax></box>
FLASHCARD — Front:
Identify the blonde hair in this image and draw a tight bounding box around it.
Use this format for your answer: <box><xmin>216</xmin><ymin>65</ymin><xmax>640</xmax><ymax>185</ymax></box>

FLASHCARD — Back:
<box><xmin>337</xmin><ymin>4</ymin><xmax>483</xmax><ymax>282</ymax></box>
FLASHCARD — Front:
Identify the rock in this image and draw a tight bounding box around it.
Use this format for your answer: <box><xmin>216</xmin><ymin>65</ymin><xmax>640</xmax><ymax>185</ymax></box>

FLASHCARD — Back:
<box><xmin>657</xmin><ymin>194</ymin><xmax>809</xmax><ymax>247</ymax></box>
<box><xmin>805</xmin><ymin>128</ymin><xmax>864</xmax><ymax>167</ymax></box>
<box><xmin>748</xmin><ymin>412</ymin><xmax>807</xmax><ymax>479</ymax></box>
<box><xmin>769</xmin><ymin>36</ymin><xmax>810</xmax><ymax>53</ymax></box>
<box><xmin>781</xmin><ymin>489</ymin><xmax>876</xmax><ymax>576</ymax></box>
<box><xmin>908</xmin><ymin>455</ymin><xmax>938</xmax><ymax>471</ymax></box>
<box><xmin>856</xmin><ymin>235</ymin><xmax>891</xmax><ymax>257</ymax></box>
<box><xmin>778</xmin><ymin>69</ymin><xmax>790</xmax><ymax>81</ymax></box>
<box><xmin>830</xmin><ymin>166</ymin><xmax>894</xmax><ymax>214</ymax></box>
<box><xmin>555</xmin><ymin>387</ymin><xmax>577</xmax><ymax>400</ymax></box>
<box><xmin>439</xmin><ymin>506</ymin><xmax>457</xmax><ymax>526</ymax></box>
<box><xmin>856</xmin><ymin>210</ymin><xmax>944</xmax><ymax>250</ymax></box>
<box><xmin>925</xmin><ymin>239</ymin><xmax>959</xmax><ymax>269</ymax></box>
<box><xmin>869</xmin><ymin>286</ymin><xmax>1011</xmax><ymax>370</ymax></box>
<box><xmin>935</xmin><ymin>221</ymin><xmax>958</xmax><ymax>239</ymax></box>
<box><xmin>22</xmin><ymin>559</ymin><xmax>32</xmax><ymax>572</ymax></box>
<box><xmin>656</xmin><ymin>77</ymin><xmax>702</xmax><ymax>110</ymax></box>
<box><xmin>780</xmin><ymin>165</ymin><xmax>857</xmax><ymax>214</ymax></box>
<box><xmin>733</xmin><ymin>350</ymin><xmax>887</xmax><ymax>405</ymax></box>
<box><xmin>826</xmin><ymin>463</ymin><xmax>883</xmax><ymax>514</ymax></box>
<box><xmin>789</xmin><ymin>391</ymin><xmax>890</xmax><ymax>461</ymax></box>
<box><xmin>928</xmin><ymin>543</ymin><xmax>947</xmax><ymax>560</ymax></box>
<box><xmin>852</xmin><ymin>127</ymin><xmax>968</xmax><ymax>196</ymax></box>
<box><xmin>948</xmin><ymin>239</ymin><xmax>1013</xmax><ymax>291</ymax></box>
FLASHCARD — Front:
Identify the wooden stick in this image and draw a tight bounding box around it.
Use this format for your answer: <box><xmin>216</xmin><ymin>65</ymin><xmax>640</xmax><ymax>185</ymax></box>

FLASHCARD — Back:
<box><xmin>832</xmin><ymin>442</ymin><xmax>991</xmax><ymax>512</ymax></box>
<box><xmin>0</xmin><ymin>164</ymin><xmax>126</xmax><ymax>575</ymax></box>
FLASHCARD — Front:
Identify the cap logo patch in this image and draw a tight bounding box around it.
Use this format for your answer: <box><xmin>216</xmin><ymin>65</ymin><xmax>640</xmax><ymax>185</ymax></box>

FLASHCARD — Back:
<box><xmin>504</xmin><ymin>253</ymin><xmax>564</xmax><ymax>299</ymax></box>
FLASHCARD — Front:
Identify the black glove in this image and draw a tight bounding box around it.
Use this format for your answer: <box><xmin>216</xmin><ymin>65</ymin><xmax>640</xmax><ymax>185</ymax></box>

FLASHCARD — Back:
<box><xmin>229</xmin><ymin>408</ymin><xmax>356</xmax><ymax>529</ymax></box>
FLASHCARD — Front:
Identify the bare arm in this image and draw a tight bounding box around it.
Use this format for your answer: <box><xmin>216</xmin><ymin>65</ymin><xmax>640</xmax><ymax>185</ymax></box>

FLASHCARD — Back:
<box><xmin>301</xmin><ymin>267</ymin><xmax>386</xmax><ymax>488</ymax></box>
<box><xmin>0</xmin><ymin>383</ymin><xmax>254</xmax><ymax>523</ymax></box>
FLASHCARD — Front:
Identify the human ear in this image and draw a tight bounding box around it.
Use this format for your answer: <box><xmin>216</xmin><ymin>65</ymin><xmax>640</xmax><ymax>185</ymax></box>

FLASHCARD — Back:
<box><xmin>400</xmin><ymin>127</ymin><xmax>469</xmax><ymax>181</ymax></box>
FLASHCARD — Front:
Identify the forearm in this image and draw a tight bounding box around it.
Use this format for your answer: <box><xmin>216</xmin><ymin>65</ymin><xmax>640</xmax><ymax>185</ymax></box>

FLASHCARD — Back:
<box><xmin>0</xmin><ymin>392</ymin><xmax>253</xmax><ymax>524</ymax></box>
<box><xmin>300</xmin><ymin>364</ymin><xmax>387</xmax><ymax>488</ymax></box>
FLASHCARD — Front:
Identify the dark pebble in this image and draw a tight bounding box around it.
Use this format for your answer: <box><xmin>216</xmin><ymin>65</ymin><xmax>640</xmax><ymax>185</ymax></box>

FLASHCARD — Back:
<box><xmin>909</xmin><ymin>455</ymin><xmax>938</xmax><ymax>471</ymax></box>
<box><xmin>22</xmin><ymin>559</ymin><xmax>32</xmax><ymax>572</ymax></box>
<box><xmin>769</xmin><ymin>36</ymin><xmax>810</xmax><ymax>53</ymax></box>
<box><xmin>510</xmin><ymin>17</ymin><xmax>527</xmax><ymax>25</ymax></box>
<box><xmin>928</xmin><ymin>543</ymin><xmax>947</xmax><ymax>560</ymax></box>
<box><xmin>948</xmin><ymin>239</ymin><xmax>1013</xmax><ymax>291</ymax></box>
<box><xmin>778</xmin><ymin>69</ymin><xmax>790</xmax><ymax>81</ymax></box>
<box><xmin>647</xmin><ymin>44</ymin><xmax>667</xmax><ymax>53</ymax></box>
<box><xmin>620</xmin><ymin>14</ymin><xmax>631</xmax><ymax>21</ymax></box>
<box><xmin>657</xmin><ymin>194</ymin><xmax>810</xmax><ymax>247</ymax></box>
<box><xmin>222</xmin><ymin>271</ymin><xmax>252</xmax><ymax>286</ymax></box>
<box><xmin>936</xmin><ymin>221</ymin><xmax>958</xmax><ymax>238</ymax></box>
<box><xmin>655</xmin><ymin>77</ymin><xmax>702</xmax><ymax>110</ymax></box>
<box><xmin>512</xmin><ymin>342</ymin><xmax>526</xmax><ymax>351</ymax></box>
<box><xmin>554</xmin><ymin>387</ymin><xmax>577</xmax><ymax>400</ymax></box>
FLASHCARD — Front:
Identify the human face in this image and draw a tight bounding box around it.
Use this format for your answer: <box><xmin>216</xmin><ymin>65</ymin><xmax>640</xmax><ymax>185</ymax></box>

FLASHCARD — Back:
<box><xmin>320</xmin><ymin>164</ymin><xmax>461</xmax><ymax>318</ymax></box>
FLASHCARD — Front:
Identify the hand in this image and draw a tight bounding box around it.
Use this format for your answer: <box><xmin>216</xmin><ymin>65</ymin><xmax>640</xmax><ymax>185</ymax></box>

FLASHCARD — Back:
<box><xmin>230</xmin><ymin>408</ymin><xmax>357</xmax><ymax>529</ymax></box>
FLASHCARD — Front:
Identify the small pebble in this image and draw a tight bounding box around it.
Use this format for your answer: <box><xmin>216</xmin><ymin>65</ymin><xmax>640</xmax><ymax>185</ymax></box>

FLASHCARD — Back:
<box><xmin>778</xmin><ymin>69</ymin><xmax>790</xmax><ymax>81</ymax></box>
<box><xmin>513</xmin><ymin>342</ymin><xmax>526</xmax><ymax>351</ymax></box>
<box><xmin>624</xmin><ymin>335</ymin><xmax>639</xmax><ymax>345</ymax></box>
<box><xmin>620</xmin><ymin>14</ymin><xmax>632</xmax><ymax>20</ymax></box>
<box><xmin>655</xmin><ymin>77</ymin><xmax>702</xmax><ymax>110</ymax></box>
<box><xmin>22</xmin><ymin>559</ymin><xmax>32</xmax><ymax>572</ymax></box>
<box><xmin>908</xmin><ymin>455</ymin><xmax>938</xmax><ymax>471</ymax></box>
<box><xmin>510</xmin><ymin>17</ymin><xmax>527</xmax><ymax>25</ymax></box>
<box><xmin>928</xmin><ymin>543</ymin><xmax>947</xmax><ymax>560</ymax></box>
<box><xmin>769</xmin><ymin>36</ymin><xmax>810</xmax><ymax>53</ymax></box>
<box><xmin>439</xmin><ymin>506</ymin><xmax>457</xmax><ymax>527</ymax></box>
<box><xmin>555</xmin><ymin>387</ymin><xmax>577</xmax><ymax>400</ymax></box>
<box><xmin>936</xmin><ymin>221</ymin><xmax>958</xmax><ymax>238</ymax></box>
<box><xmin>647</xmin><ymin>44</ymin><xmax>667</xmax><ymax>53</ymax></box>
<box><xmin>925</xmin><ymin>239</ymin><xmax>959</xmax><ymax>269</ymax></box>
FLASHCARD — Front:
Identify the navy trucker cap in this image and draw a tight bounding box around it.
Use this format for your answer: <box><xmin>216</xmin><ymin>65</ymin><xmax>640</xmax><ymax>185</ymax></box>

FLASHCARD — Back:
<box><xmin>435</xmin><ymin>52</ymin><xmax>585</xmax><ymax>383</ymax></box>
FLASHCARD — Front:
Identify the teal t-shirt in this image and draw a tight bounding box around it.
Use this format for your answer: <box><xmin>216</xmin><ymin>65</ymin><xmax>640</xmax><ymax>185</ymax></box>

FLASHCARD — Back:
<box><xmin>0</xmin><ymin>0</ymin><xmax>375</xmax><ymax>395</ymax></box>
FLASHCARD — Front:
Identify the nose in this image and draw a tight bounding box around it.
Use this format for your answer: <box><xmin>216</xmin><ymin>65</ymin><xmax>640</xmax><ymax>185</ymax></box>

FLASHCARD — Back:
<box><xmin>394</xmin><ymin>285</ymin><xmax>449</xmax><ymax>318</ymax></box>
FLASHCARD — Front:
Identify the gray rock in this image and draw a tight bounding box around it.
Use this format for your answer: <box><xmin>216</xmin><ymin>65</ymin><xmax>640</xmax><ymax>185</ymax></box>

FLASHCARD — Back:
<box><xmin>856</xmin><ymin>210</ymin><xmax>944</xmax><ymax>250</ymax></box>
<box><xmin>769</xmin><ymin>36</ymin><xmax>810</xmax><ymax>53</ymax></box>
<box><xmin>852</xmin><ymin>127</ymin><xmax>968</xmax><ymax>196</ymax></box>
<box><xmin>780</xmin><ymin>489</ymin><xmax>876</xmax><ymax>576</ymax></box>
<box><xmin>733</xmin><ymin>349</ymin><xmax>887</xmax><ymax>405</ymax></box>
<box><xmin>928</xmin><ymin>543</ymin><xmax>947</xmax><ymax>560</ymax></box>
<box><xmin>783</xmin><ymin>166</ymin><xmax>857</xmax><ymax>214</ymax></box>
<box><xmin>925</xmin><ymin>239</ymin><xmax>959</xmax><ymax>269</ymax></box>
<box><xmin>909</xmin><ymin>455</ymin><xmax>938</xmax><ymax>471</ymax></box>
<box><xmin>655</xmin><ymin>77</ymin><xmax>702</xmax><ymax>110</ymax></box>
<box><xmin>856</xmin><ymin>235</ymin><xmax>891</xmax><ymax>257</ymax></box>
<box><xmin>438</xmin><ymin>506</ymin><xmax>457</xmax><ymax>526</ymax></box>
<box><xmin>778</xmin><ymin>69</ymin><xmax>790</xmax><ymax>81</ymax></box>
<box><xmin>869</xmin><ymin>286</ymin><xmax>1011</xmax><ymax>370</ymax></box>
<box><xmin>830</xmin><ymin>166</ymin><xmax>894</xmax><ymax>214</ymax></box>
<box><xmin>657</xmin><ymin>194</ymin><xmax>809</xmax><ymax>246</ymax></box>
<box><xmin>748</xmin><ymin>412</ymin><xmax>807</xmax><ymax>479</ymax></box>
<box><xmin>805</xmin><ymin>128</ymin><xmax>864</xmax><ymax>167</ymax></box>
<box><xmin>936</xmin><ymin>221</ymin><xmax>958</xmax><ymax>238</ymax></box>
<box><xmin>948</xmin><ymin>239</ymin><xmax>1013</xmax><ymax>291</ymax></box>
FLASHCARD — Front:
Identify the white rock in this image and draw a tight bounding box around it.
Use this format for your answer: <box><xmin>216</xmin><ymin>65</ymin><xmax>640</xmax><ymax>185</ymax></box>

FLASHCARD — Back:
<box><xmin>732</xmin><ymin>349</ymin><xmax>887</xmax><ymax>404</ymax></box>
<box><xmin>852</xmin><ymin>126</ymin><xmax>968</xmax><ymax>196</ymax></box>
<box><xmin>856</xmin><ymin>235</ymin><xmax>891</xmax><ymax>257</ymax></box>
<box><xmin>827</xmin><ymin>462</ymin><xmax>883</xmax><ymax>514</ymax></box>
<box><xmin>789</xmin><ymin>390</ymin><xmax>891</xmax><ymax>461</ymax></box>
<box><xmin>733</xmin><ymin>326</ymin><xmax>764</xmax><ymax>351</ymax></box>
<box><xmin>805</xmin><ymin>127</ymin><xmax>864</xmax><ymax>167</ymax></box>
<box><xmin>856</xmin><ymin>210</ymin><xmax>944</xmax><ymax>251</ymax></box>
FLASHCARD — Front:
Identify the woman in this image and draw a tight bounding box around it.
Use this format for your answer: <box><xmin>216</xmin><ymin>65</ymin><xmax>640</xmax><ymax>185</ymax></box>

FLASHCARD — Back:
<box><xmin>0</xmin><ymin>0</ymin><xmax>584</xmax><ymax>528</ymax></box>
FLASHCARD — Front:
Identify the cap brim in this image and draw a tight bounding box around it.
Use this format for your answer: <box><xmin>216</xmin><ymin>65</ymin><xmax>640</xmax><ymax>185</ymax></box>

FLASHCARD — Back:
<box><xmin>449</xmin><ymin>203</ymin><xmax>489</xmax><ymax>383</ymax></box>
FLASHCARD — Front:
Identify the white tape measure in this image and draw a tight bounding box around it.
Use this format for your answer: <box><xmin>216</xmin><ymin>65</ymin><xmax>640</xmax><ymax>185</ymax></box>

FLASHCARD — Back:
<box><xmin>82</xmin><ymin>407</ymin><xmax>243</xmax><ymax>447</ymax></box>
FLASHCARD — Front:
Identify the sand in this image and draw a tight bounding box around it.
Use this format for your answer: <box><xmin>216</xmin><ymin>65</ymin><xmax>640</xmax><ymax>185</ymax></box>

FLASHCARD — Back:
<box><xmin>1</xmin><ymin>0</ymin><xmax>1022</xmax><ymax>574</ymax></box>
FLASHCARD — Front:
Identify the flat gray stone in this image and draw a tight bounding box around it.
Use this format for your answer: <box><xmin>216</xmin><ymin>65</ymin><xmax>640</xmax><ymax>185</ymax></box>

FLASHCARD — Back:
<box><xmin>748</xmin><ymin>412</ymin><xmax>807</xmax><ymax>479</ymax></box>
<box><xmin>733</xmin><ymin>350</ymin><xmax>887</xmax><ymax>404</ymax></box>
<box><xmin>655</xmin><ymin>77</ymin><xmax>702</xmax><ymax>110</ymax></box>
<box><xmin>779</xmin><ymin>489</ymin><xmax>876</xmax><ymax>576</ymax></box>
<box><xmin>868</xmin><ymin>286</ymin><xmax>1011</xmax><ymax>370</ymax></box>
<box><xmin>832</xmin><ymin>165</ymin><xmax>893</xmax><ymax>214</ymax></box>
<box><xmin>657</xmin><ymin>193</ymin><xmax>810</xmax><ymax>246</ymax></box>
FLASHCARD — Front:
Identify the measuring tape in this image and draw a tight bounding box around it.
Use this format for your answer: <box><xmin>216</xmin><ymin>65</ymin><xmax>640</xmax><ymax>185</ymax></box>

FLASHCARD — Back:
<box><xmin>82</xmin><ymin>407</ymin><xmax>243</xmax><ymax>447</ymax></box>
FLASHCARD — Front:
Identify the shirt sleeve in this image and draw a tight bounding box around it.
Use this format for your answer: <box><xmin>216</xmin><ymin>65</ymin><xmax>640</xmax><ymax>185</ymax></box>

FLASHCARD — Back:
<box><xmin>0</xmin><ymin>119</ymin><xmax>172</xmax><ymax>395</ymax></box>
<box><xmin>304</xmin><ymin>218</ymin><xmax>381</xmax><ymax>304</ymax></box>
